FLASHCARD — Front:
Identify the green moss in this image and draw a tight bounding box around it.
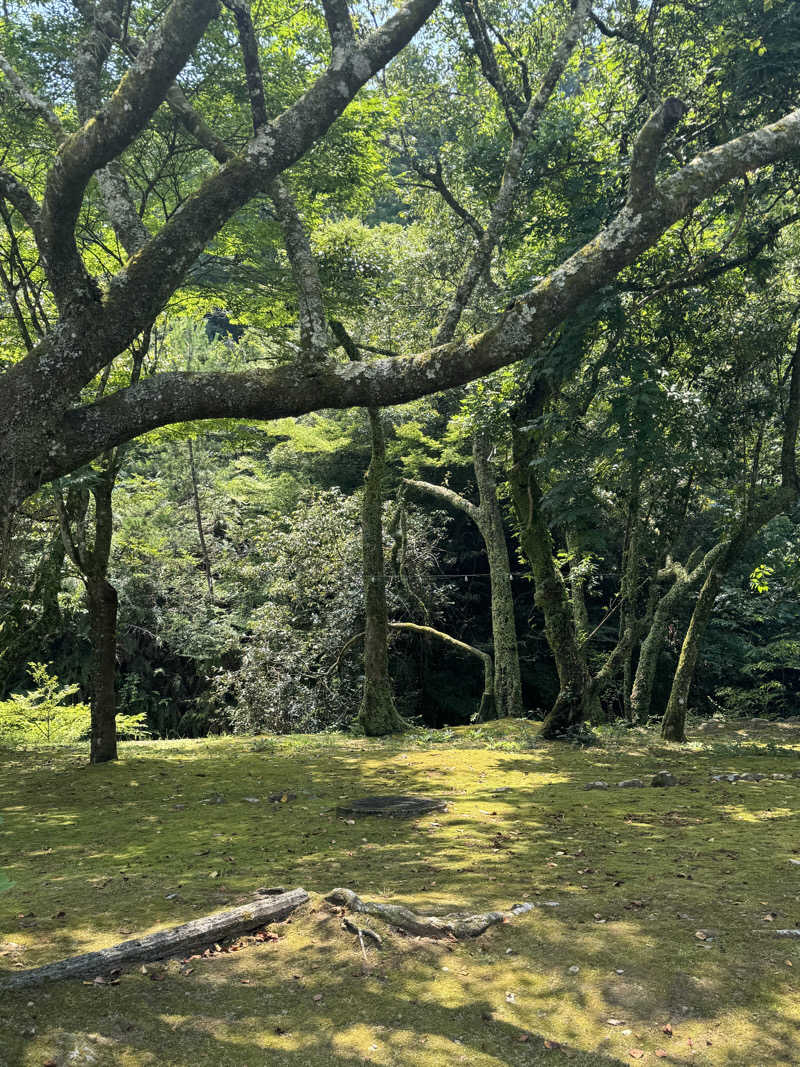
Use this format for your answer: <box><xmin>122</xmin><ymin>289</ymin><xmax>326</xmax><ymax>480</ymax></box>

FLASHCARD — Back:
<box><xmin>1</xmin><ymin>720</ymin><xmax>800</xmax><ymax>1064</ymax></box>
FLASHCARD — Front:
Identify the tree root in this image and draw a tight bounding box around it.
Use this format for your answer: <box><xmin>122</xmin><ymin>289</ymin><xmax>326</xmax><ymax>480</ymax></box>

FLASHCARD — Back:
<box><xmin>325</xmin><ymin>888</ymin><xmax>534</xmax><ymax>940</ymax></box>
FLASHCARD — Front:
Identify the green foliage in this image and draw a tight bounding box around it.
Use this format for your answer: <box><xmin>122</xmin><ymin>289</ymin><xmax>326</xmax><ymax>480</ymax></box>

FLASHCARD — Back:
<box><xmin>0</xmin><ymin>662</ymin><xmax>89</xmax><ymax>746</ymax></box>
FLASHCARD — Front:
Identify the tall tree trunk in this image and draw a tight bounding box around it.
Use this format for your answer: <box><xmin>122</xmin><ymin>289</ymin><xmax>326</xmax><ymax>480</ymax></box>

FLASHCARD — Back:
<box><xmin>618</xmin><ymin>477</ymin><xmax>642</xmax><ymax>720</ymax></box>
<box><xmin>564</xmin><ymin>526</ymin><xmax>590</xmax><ymax>642</ymax></box>
<box><xmin>472</xmin><ymin>433</ymin><xmax>523</xmax><ymax>719</ymax></box>
<box><xmin>509</xmin><ymin>425</ymin><xmax>594</xmax><ymax>738</ymax></box>
<box><xmin>86</xmin><ymin>575</ymin><xmax>118</xmax><ymax>763</ymax></box>
<box><xmin>188</xmin><ymin>437</ymin><xmax>214</xmax><ymax>601</ymax></box>
<box><xmin>661</xmin><ymin>566</ymin><xmax>724</xmax><ymax>741</ymax></box>
<box><xmin>358</xmin><ymin>409</ymin><xmax>404</xmax><ymax>736</ymax></box>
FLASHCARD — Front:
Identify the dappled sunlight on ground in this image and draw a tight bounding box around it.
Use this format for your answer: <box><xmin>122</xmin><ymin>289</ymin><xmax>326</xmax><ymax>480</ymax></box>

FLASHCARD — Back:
<box><xmin>1</xmin><ymin>719</ymin><xmax>800</xmax><ymax>1064</ymax></box>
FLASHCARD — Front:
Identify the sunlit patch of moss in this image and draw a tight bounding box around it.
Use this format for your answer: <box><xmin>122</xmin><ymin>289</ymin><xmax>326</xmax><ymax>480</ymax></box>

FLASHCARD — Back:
<box><xmin>1</xmin><ymin>720</ymin><xmax>799</xmax><ymax>1064</ymax></box>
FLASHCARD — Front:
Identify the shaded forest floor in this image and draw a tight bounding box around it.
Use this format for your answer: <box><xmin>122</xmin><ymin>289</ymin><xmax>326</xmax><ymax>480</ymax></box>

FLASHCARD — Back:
<box><xmin>2</xmin><ymin>719</ymin><xmax>800</xmax><ymax>1066</ymax></box>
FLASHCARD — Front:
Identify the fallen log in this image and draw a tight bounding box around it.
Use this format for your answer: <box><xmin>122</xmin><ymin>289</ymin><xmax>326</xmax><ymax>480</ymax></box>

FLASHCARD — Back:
<box><xmin>325</xmin><ymin>887</ymin><xmax>534</xmax><ymax>940</ymax></box>
<box><xmin>0</xmin><ymin>888</ymin><xmax>308</xmax><ymax>990</ymax></box>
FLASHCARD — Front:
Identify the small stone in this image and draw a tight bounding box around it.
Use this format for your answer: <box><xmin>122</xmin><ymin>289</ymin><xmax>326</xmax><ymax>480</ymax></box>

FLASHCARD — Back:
<box><xmin>584</xmin><ymin>781</ymin><xmax>609</xmax><ymax>790</ymax></box>
<box><xmin>788</xmin><ymin>859</ymin><xmax>800</xmax><ymax>866</ymax></box>
<box><xmin>618</xmin><ymin>779</ymin><xmax>644</xmax><ymax>788</ymax></box>
<box><xmin>772</xmin><ymin>773</ymin><xmax>791</xmax><ymax>781</ymax></box>
<box><xmin>792</xmin><ymin>769</ymin><xmax>800</xmax><ymax>779</ymax></box>
<box><xmin>738</xmin><ymin>773</ymin><xmax>763</xmax><ymax>782</ymax></box>
<box><xmin>567</xmin><ymin>965</ymin><xmax>580</xmax><ymax>974</ymax></box>
<box><xmin>651</xmin><ymin>771</ymin><xmax>677</xmax><ymax>787</ymax></box>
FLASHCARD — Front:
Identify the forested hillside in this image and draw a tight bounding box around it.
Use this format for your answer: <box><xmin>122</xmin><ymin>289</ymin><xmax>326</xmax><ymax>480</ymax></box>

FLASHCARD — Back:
<box><xmin>1</xmin><ymin>0</ymin><xmax>800</xmax><ymax>760</ymax></box>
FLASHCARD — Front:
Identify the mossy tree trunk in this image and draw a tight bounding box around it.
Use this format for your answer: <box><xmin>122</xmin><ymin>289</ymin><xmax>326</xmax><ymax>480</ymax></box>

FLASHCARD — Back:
<box><xmin>85</xmin><ymin>570</ymin><xmax>119</xmax><ymax>764</ymax></box>
<box><xmin>472</xmin><ymin>433</ymin><xmax>523</xmax><ymax>718</ymax></box>
<box><xmin>618</xmin><ymin>473</ymin><xmax>643</xmax><ymax>720</ymax></box>
<box><xmin>56</xmin><ymin>472</ymin><xmax>120</xmax><ymax>763</ymax></box>
<box><xmin>358</xmin><ymin>408</ymin><xmax>404</xmax><ymax>736</ymax></box>
<box><xmin>661</xmin><ymin>329</ymin><xmax>800</xmax><ymax>740</ymax></box>
<box><xmin>629</xmin><ymin>547</ymin><xmax>710</xmax><ymax>722</ymax></box>
<box><xmin>403</xmin><ymin>432</ymin><xmax>523</xmax><ymax>720</ymax></box>
<box><xmin>509</xmin><ymin>422</ymin><xmax>595</xmax><ymax>739</ymax></box>
<box><xmin>660</xmin><ymin>565</ymin><xmax>724</xmax><ymax>741</ymax></box>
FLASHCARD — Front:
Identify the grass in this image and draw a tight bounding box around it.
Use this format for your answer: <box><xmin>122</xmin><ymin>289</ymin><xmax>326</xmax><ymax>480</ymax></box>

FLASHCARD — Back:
<box><xmin>1</xmin><ymin>718</ymin><xmax>800</xmax><ymax>1066</ymax></box>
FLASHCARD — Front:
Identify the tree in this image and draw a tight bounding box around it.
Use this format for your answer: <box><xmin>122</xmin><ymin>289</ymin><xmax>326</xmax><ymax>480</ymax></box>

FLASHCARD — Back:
<box><xmin>405</xmin><ymin>431</ymin><xmax>523</xmax><ymax>719</ymax></box>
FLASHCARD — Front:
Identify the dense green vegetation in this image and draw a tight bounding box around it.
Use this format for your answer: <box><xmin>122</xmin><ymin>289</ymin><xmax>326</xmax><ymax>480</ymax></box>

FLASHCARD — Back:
<box><xmin>1</xmin><ymin>0</ymin><xmax>800</xmax><ymax>753</ymax></box>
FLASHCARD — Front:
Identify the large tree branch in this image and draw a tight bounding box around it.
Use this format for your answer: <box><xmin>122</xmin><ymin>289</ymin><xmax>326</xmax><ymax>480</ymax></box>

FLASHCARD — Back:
<box><xmin>37</xmin><ymin>104</ymin><xmax>800</xmax><ymax>481</ymax></box>
<box><xmin>38</xmin><ymin>0</ymin><xmax>220</xmax><ymax>305</ymax></box>
<box><xmin>93</xmin><ymin>0</ymin><xmax>440</xmax><ymax>361</ymax></box>
<box><xmin>0</xmin><ymin>170</ymin><xmax>40</xmax><ymax>232</ymax></box>
<box><xmin>626</xmin><ymin>96</ymin><xmax>687</xmax><ymax>210</ymax></box>
<box><xmin>321</xmin><ymin>0</ymin><xmax>356</xmax><ymax>54</ymax></box>
<box><xmin>403</xmin><ymin>478</ymin><xmax>481</xmax><ymax>524</ymax></box>
<box><xmin>3</xmin><ymin>0</ymin><xmax>439</xmax><ymax>421</ymax></box>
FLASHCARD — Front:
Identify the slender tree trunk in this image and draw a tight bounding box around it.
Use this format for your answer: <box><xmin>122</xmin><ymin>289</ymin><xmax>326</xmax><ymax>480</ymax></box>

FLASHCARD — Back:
<box><xmin>473</xmin><ymin>433</ymin><xmax>523</xmax><ymax>718</ymax></box>
<box><xmin>358</xmin><ymin>409</ymin><xmax>404</xmax><ymax>736</ymax></box>
<box><xmin>187</xmin><ymin>438</ymin><xmax>214</xmax><ymax>601</ymax></box>
<box><xmin>616</xmin><ymin>472</ymin><xmax>643</xmax><ymax>720</ymax></box>
<box><xmin>661</xmin><ymin>566</ymin><xmax>724</xmax><ymax>741</ymax></box>
<box><xmin>630</xmin><ymin>596</ymin><xmax>673</xmax><ymax>723</ymax></box>
<box><xmin>509</xmin><ymin>425</ymin><xmax>594</xmax><ymax>738</ymax></box>
<box><xmin>86</xmin><ymin>575</ymin><xmax>118</xmax><ymax>763</ymax></box>
<box><xmin>565</xmin><ymin>526</ymin><xmax>590</xmax><ymax>642</ymax></box>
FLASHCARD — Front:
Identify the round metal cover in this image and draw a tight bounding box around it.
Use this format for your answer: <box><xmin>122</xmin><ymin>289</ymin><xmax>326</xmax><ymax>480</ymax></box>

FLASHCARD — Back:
<box><xmin>336</xmin><ymin>795</ymin><xmax>447</xmax><ymax>818</ymax></box>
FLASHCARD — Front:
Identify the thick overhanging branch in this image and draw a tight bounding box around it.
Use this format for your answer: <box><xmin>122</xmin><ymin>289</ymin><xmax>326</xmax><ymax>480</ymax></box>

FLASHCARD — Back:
<box><xmin>38</xmin><ymin>104</ymin><xmax>800</xmax><ymax>482</ymax></box>
<box><xmin>38</xmin><ymin>0</ymin><xmax>219</xmax><ymax>283</ymax></box>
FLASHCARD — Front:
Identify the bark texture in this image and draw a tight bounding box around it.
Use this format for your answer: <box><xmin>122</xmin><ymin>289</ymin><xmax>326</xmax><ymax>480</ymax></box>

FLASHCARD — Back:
<box><xmin>0</xmin><ymin>889</ymin><xmax>309</xmax><ymax>990</ymax></box>
<box><xmin>509</xmin><ymin>422</ymin><xmax>595</xmax><ymax>738</ymax></box>
<box><xmin>325</xmin><ymin>887</ymin><xmax>534</xmax><ymax>939</ymax></box>
<box><xmin>358</xmin><ymin>409</ymin><xmax>404</xmax><ymax>736</ymax></box>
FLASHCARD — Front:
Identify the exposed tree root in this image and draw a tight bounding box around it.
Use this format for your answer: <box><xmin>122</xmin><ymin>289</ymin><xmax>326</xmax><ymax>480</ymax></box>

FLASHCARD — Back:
<box><xmin>325</xmin><ymin>888</ymin><xmax>534</xmax><ymax>940</ymax></box>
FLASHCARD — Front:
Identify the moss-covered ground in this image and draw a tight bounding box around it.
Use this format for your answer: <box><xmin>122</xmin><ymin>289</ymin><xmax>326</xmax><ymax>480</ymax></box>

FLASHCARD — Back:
<box><xmin>1</xmin><ymin>719</ymin><xmax>800</xmax><ymax>1066</ymax></box>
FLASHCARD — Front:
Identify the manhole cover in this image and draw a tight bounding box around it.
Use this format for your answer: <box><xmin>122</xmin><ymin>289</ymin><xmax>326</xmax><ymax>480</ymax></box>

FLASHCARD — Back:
<box><xmin>336</xmin><ymin>795</ymin><xmax>447</xmax><ymax>818</ymax></box>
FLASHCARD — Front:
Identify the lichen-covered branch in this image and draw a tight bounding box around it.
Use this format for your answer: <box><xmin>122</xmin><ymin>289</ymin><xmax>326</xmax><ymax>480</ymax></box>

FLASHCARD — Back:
<box><xmin>39</xmin><ymin>0</ymin><xmax>220</xmax><ymax>305</ymax></box>
<box><xmin>403</xmin><ymin>478</ymin><xmax>481</xmax><ymax>523</ymax></box>
<box><xmin>626</xmin><ymin>97</ymin><xmax>687</xmax><ymax>210</ymax></box>
<box><xmin>321</xmin><ymin>0</ymin><xmax>355</xmax><ymax>53</ymax></box>
<box><xmin>325</xmin><ymin>887</ymin><xmax>534</xmax><ymax>939</ymax></box>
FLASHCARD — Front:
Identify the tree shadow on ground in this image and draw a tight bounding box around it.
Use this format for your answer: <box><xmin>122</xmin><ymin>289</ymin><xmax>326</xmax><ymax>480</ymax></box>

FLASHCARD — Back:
<box><xmin>1</xmin><ymin>729</ymin><xmax>799</xmax><ymax>1064</ymax></box>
